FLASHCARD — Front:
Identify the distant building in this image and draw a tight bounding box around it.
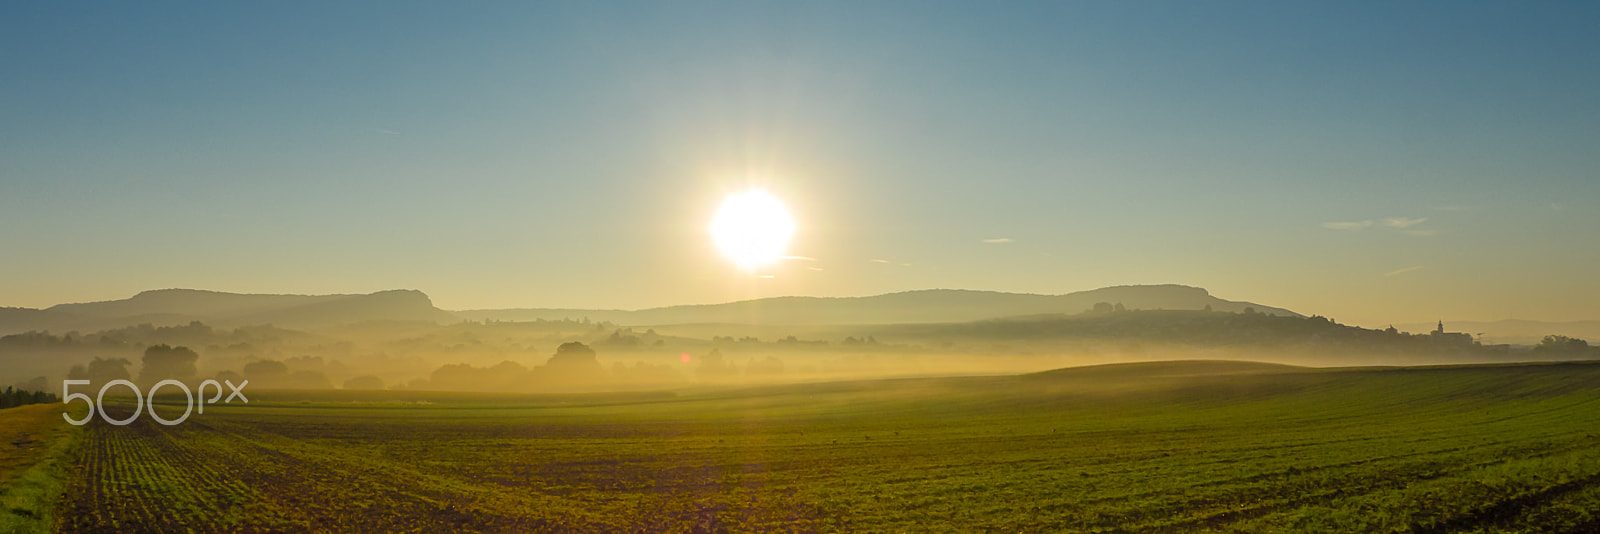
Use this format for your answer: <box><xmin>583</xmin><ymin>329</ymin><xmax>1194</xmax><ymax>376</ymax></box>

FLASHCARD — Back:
<box><xmin>1430</xmin><ymin>320</ymin><xmax>1475</xmax><ymax>346</ymax></box>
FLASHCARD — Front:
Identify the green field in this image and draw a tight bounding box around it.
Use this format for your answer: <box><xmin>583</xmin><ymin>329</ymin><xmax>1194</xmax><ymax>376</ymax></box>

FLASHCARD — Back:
<box><xmin>19</xmin><ymin>360</ymin><xmax>1600</xmax><ymax>532</ymax></box>
<box><xmin>0</xmin><ymin>404</ymin><xmax>78</xmax><ymax>534</ymax></box>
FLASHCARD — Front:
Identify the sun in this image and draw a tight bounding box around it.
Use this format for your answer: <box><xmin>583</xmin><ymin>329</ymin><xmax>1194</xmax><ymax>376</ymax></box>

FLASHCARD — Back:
<box><xmin>710</xmin><ymin>190</ymin><xmax>795</xmax><ymax>270</ymax></box>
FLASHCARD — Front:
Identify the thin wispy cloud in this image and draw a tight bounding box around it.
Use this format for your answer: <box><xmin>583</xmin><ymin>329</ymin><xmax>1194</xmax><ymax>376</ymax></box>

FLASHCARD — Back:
<box><xmin>1325</xmin><ymin>216</ymin><xmax>1434</xmax><ymax>235</ymax></box>
<box><xmin>1383</xmin><ymin>217</ymin><xmax>1428</xmax><ymax>228</ymax></box>
<box><xmin>1385</xmin><ymin>266</ymin><xmax>1425</xmax><ymax>277</ymax></box>
<box><xmin>806</xmin><ymin>266</ymin><xmax>824</xmax><ymax>271</ymax></box>
<box><xmin>1322</xmin><ymin>221</ymin><xmax>1374</xmax><ymax>230</ymax></box>
<box><xmin>757</xmin><ymin>274</ymin><xmax>775</xmax><ymax>279</ymax></box>
<box><xmin>981</xmin><ymin>238</ymin><xmax>1014</xmax><ymax>244</ymax></box>
<box><xmin>869</xmin><ymin>259</ymin><xmax>892</xmax><ymax>264</ymax></box>
<box><xmin>781</xmin><ymin>255</ymin><xmax>816</xmax><ymax>261</ymax></box>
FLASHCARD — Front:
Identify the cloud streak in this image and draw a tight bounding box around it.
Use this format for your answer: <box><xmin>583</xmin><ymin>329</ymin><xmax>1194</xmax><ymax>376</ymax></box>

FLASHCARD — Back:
<box><xmin>1322</xmin><ymin>216</ymin><xmax>1435</xmax><ymax>236</ymax></box>
<box><xmin>1383</xmin><ymin>217</ymin><xmax>1428</xmax><ymax>228</ymax></box>
<box><xmin>1322</xmin><ymin>221</ymin><xmax>1374</xmax><ymax>230</ymax></box>
<box><xmin>1385</xmin><ymin>266</ymin><xmax>1425</xmax><ymax>277</ymax></box>
<box><xmin>981</xmin><ymin>238</ymin><xmax>1014</xmax><ymax>244</ymax></box>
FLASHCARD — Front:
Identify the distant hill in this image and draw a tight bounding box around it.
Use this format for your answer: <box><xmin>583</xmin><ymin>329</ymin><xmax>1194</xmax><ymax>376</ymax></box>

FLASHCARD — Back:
<box><xmin>0</xmin><ymin>289</ymin><xmax>457</xmax><ymax>334</ymax></box>
<box><xmin>1395</xmin><ymin>319</ymin><xmax>1600</xmax><ymax>346</ymax></box>
<box><xmin>0</xmin><ymin>285</ymin><xmax>1298</xmax><ymax>335</ymax></box>
<box><xmin>878</xmin><ymin>309</ymin><xmax>1534</xmax><ymax>366</ymax></box>
<box><xmin>455</xmin><ymin>285</ymin><xmax>1301</xmax><ymax>326</ymax></box>
<box><xmin>0</xmin><ymin>307</ymin><xmax>77</xmax><ymax>334</ymax></box>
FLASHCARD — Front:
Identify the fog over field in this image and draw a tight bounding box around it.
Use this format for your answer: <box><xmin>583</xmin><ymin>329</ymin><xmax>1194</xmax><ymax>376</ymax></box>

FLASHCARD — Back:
<box><xmin>4</xmin><ymin>285</ymin><xmax>1594</xmax><ymax>398</ymax></box>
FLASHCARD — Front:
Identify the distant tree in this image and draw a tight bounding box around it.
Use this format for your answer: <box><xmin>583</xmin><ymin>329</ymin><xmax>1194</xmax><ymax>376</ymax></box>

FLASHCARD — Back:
<box><xmin>425</xmin><ymin>361</ymin><xmax>533</xmax><ymax>392</ymax></box>
<box><xmin>604</xmin><ymin>329</ymin><xmax>641</xmax><ymax>346</ymax></box>
<box><xmin>697</xmin><ymin>349</ymin><xmax>739</xmax><ymax>381</ymax></box>
<box><xmin>542</xmin><ymin>342</ymin><xmax>605</xmax><ymax>385</ymax></box>
<box><xmin>548</xmin><ymin>342</ymin><xmax>599</xmax><ymax>367</ymax></box>
<box><xmin>1113</xmin><ymin>303</ymin><xmax>1127</xmax><ymax>313</ymax></box>
<box><xmin>69</xmin><ymin>357</ymin><xmax>132</xmax><ymax>385</ymax></box>
<box><xmin>429</xmin><ymin>363</ymin><xmax>484</xmax><ymax>391</ymax></box>
<box><xmin>343</xmin><ymin>375</ymin><xmax>385</xmax><ymax>390</ymax></box>
<box><xmin>1533</xmin><ymin>335</ymin><xmax>1590</xmax><ymax>354</ymax></box>
<box><xmin>139</xmin><ymin>344</ymin><xmax>200</xmax><ymax>384</ymax></box>
<box><xmin>1203</xmin><ymin>304</ymin><xmax>1213</xmax><ymax>313</ymax></box>
<box><xmin>243</xmin><ymin>359</ymin><xmax>290</xmax><ymax>387</ymax></box>
<box><xmin>1091</xmin><ymin>302</ymin><xmax>1114</xmax><ymax>314</ymax></box>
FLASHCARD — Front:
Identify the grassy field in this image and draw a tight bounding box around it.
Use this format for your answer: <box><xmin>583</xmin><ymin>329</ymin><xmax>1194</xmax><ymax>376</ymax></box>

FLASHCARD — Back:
<box><xmin>0</xmin><ymin>404</ymin><xmax>79</xmax><ymax>534</ymax></box>
<box><xmin>21</xmin><ymin>360</ymin><xmax>1600</xmax><ymax>532</ymax></box>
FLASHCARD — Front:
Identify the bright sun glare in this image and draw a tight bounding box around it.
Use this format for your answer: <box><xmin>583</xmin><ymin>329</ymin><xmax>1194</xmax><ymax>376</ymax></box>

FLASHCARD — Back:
<box><xmin>710</xmin><ymin>191</ymin><xmax>795</xmax><ymax>271</ymax></box>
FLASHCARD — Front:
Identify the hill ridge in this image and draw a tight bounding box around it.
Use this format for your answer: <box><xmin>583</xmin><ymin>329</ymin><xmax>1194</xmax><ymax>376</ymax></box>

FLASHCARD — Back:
<box><xmin>455</xmin><ymin>284</ymin><xmax>1299</xmax><ymax>326</ymax></box>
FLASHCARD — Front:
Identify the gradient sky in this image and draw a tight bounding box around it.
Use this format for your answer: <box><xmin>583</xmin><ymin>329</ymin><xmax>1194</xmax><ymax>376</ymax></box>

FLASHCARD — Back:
<box><xmin>3</xmin><ymin>2</ymin><xmax>1597</xmax><ymax>327</ymax></box>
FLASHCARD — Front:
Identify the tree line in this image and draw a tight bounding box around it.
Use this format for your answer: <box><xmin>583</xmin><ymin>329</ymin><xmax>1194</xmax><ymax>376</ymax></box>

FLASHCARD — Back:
<box><xmin>0</xmin><ymin>386</ymin><xmax>58</xmax><ymax>409</ymax></box>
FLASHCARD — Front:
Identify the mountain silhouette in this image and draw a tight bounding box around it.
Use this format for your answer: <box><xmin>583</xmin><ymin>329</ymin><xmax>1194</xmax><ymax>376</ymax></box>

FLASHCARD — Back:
<box><xmin>456</xmin><ymin>284</ymin><xmax>1300</xmax><ymax>326</ymax></box>
<box><xmin>1</xmin><ymin>285</ymin><xmax>1299</xmax><ymax>335</ymax></box>
<box><xmin>16</xmin><ymin>289</ymin><xmax>455</xmax><ymax>332</ymax></box>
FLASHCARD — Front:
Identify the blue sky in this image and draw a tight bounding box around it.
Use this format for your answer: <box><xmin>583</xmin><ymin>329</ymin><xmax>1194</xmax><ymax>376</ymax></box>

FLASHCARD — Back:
<box><xmin>2</xmin><ymin>2</ymin><xmax>1597</xmax><ymax>326</ymax></box>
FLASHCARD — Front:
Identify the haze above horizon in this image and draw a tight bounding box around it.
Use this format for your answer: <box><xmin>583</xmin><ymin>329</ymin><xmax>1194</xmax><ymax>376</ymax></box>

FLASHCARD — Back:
<box><xmin>2</xmin><ymin>3</ymin><xmax>1597</xmax><ymax>326</ymax></box>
